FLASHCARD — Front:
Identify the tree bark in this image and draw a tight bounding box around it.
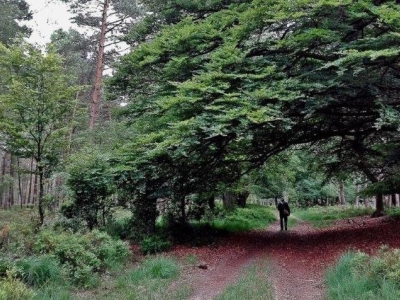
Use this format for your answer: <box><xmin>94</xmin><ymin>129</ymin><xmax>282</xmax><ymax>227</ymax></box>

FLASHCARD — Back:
<box><xmin>391</xmin><ymin>193</ymin><xmax>397</xmax><ymax>207</ymax></box>
<box><xmin>338</xmin><ymin>180</ymin><xmax>346</xmax><ymax>205</ymax></box>
<box><xmin>222</xmin><ymin>192</ymin><xmax>236</xmax><ymax>210</ymax></box>
<box><xmin>237</xmin><ymin>191</ymin><xmax>249</xmax><ymax>208</ymax></box>
<box><xmin>38</xmin><ymin>164</ymin><xmax>45</xmax><ymax>225</ymax></box>
<box><xmin>372</xmin><ymin>193</ymin><xmax>385</xmax><ymax>217</ymax></box>
<box><xmin>17</xmin><ymin>157</ymin><xmax>24</xmax><ymax>208</ymax></box>
<box><xmin>89</xmin><ymin>0</ymin><xmax>109</xmax><ymax>129</ymax></box>
<box><xmin>207</xmin><ymin>195</ymin><xmax>215</xmax><ymax>211</ymax></box>
<box><xmin>9</xmin><ymin>153</ymin><xmax>14</xmax><ymax>208</ymax></box>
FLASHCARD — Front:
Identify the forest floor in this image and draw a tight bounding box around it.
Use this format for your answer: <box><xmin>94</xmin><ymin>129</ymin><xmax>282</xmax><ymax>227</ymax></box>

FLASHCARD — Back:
<box><xmin>168</xmin><ymin>214</ymin><xmax>400</xmax><ymax>300</ymax></box>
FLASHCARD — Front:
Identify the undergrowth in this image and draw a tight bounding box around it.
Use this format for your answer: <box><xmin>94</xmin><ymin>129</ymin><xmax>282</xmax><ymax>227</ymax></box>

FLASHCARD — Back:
<box><xmin>211</xmin><ymin>204</ymin><xmax>276</xmax><ymax>233</ymax></box>
<box><xmin>295</xmin><ymin>206</ymin><xmax>373</xmax><ymax>228</ymax></box>
<box><xmin>326</xmin><ymin>246</ymin><xmax>400</xmax><ymax>300</ymax></box>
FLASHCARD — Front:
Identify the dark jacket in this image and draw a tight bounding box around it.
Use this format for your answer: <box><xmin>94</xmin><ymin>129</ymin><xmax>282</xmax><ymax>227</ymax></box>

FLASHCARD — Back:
<box><xmin>277</xmin><ymin>201</ymin><xmax>290</xmax><ymax>217</ymax></box>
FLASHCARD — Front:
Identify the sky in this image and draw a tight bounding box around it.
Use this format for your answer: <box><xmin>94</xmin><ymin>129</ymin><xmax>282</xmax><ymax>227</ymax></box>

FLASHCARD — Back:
<box><xmin>25</xmin><ymin>0</ymin><xmax>76</xmax><ymax>45</ymax></box>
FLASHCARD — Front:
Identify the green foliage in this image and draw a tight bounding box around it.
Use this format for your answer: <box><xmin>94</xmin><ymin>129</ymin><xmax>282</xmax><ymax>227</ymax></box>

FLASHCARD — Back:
<box><xmin>0</xmin><ymin>0</ymin><xmax>32</xmax><ymax>45</ymax></box>
<box><xmin>103</xmin><ymin>215</ymin><xmax>132</xmax><ymax>240</ymax></box>
<box><xmin>140</xmin><ymin>235</ymin><xmax>172</xmax><ymax>255</ymax></box>
<box><xmin>14</xmin><ymin>256</ymin><xmax>61</xmax><ymax>287</ymax></box>
<box><xmin>326</xmin><ymin>248</ymin><xmax>400</xmax><ymax>300</ymax></box>
<box><xmin>212</xmin><ymin>204</ymin><xmax>276</xmax><ymax>233</ymax></box>
<box><xmin>65</xmin><ymin>148</ymin><xmax>115</xmax><ymax>230</ymax></box>
<box><xmin>0</xmin><ymin>271</ymin><xmax>35</xmax><ymax>300</ymax></box>
<box><xmin>217</xmin><ymin>261</ymin><xmax>273</xmax><ymax>300</ymax></box>
<box><xmin>31</xmin><ymin>283</ymin><xmax>72</xmax><ymax>300</ymax></box>
<box><xmin>112</xmin><ymin>256</ymin><xmax>187</xmax><ymax>300</ymax></box>
<box><xmin>139</xmin><ymin>257</ymin><xmax>180</xmax><ymax>279</ymax></box>
<box><xmin>33</xmin><ymin>229</ymin><xmax>130</xmax><ymax>286</ymax></box>
<box><xmin>109</xmin><ymin>0</ymin><xmax>400</xmax><ymax>224</ymax></box>
<box><xmin>295</xmin><ymin>206</ymin><xmax>373</xmax><ymax>227</ymax></box>
<box><xmin>387</xmin><ymin>208</ymin><xmax>400</xmax><ymax>219</ymax></box>
<box><xmin>0</xmin><ymin>41</ymin><xmax>78</xmax><ymax>224</ymax></box>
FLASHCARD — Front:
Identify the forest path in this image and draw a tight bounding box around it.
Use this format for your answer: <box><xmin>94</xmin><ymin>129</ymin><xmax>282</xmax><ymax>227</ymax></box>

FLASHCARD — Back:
<box><xmin>169</xmin><ymin>214</ymin><xmax>400</xmax><ymax>300</ymax></box>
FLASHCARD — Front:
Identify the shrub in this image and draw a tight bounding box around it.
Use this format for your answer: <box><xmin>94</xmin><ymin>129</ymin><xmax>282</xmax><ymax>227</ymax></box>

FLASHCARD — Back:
<box><xmin>326</xmin><ymin>248</ymin><xmax>400</xmax><ymax>300</ymax></box>
<box><xmin>123</xmin><ymin>256</ymin><xmax>179</xmax><ymax>283</ymax></box>
<box><xmin>140</xmin><ymin>235</ymin><xmax>171</xmax><ymax>255</ymax></box>
<box><xmin>15</xmin><ymin>255</ymin><xmax>61</xmax><ymax>287</ymax></box>
<box><xmin>33</xmin><ymin>229</ymin><xmax>130</xmax><ymax>286</ymax></box>
<box><xmin>0</xmin><ymin>271</ymin><xmax>35</xmax><ymax>300</ymax></box>
<box><xmin>65</xmin><ymin>149</ymin><xmax>115</xmax><ymax>230</ymax></box>
<box><xmin>103</xmin><ymin>216</ymin><xmax>131</xmax><ymax>239</ymax></box>
<box><xmin>0</xmin><ymin>256</ymin><xmax>13</xmax><ymax>277</ymax></box>
<box><xmin>141</xmin><ymin>257</ymin><xmax>179</xmax><ymax>279</ymax></box>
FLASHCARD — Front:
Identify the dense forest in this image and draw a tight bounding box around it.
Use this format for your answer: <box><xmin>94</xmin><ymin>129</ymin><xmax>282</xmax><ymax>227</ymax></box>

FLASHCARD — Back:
<box><xmin>1</xmin><ymin>0</ymin><xmax>399</xmax><ymax>230</ymax></box>
<box><xmin>1</xmin><ymin>0</ymin><xmax>400</xmax><ymax>299</ymax></box>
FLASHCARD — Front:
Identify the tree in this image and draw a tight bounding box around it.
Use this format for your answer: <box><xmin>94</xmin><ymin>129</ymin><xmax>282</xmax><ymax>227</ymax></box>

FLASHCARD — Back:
<box><xmin>109</xmin><ymin>0</ymin><xmax>400</xmax><ymax>232</ymax></box>
<box><xmin>60</xmin><ymin>0</ymin><xmax>143</xmax><ymax>128</ymax></box>
<box><xmin>0</xmin><ymin>42</ymin><xmax>77</xmax><ymax>224</ymax></box>
<box><xmin>0</xmin><ymin>0</ymin><xmax>32</xmax><ymax>45</ymax></box>
<box><xmin>64</xmin><ymin>148</ymin><xmax>115</xmax><ymax>230</ymax></box>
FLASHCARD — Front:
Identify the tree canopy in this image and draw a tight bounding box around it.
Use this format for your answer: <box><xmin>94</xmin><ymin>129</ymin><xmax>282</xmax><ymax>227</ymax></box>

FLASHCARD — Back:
<box><xmin>0</xmin><ymin>0</ymin><xmax>32</xmax><ymax>45</ymax></box>
<box><xmin>109</xmin><ymin>0</ymin><xmax>400</xmax><ymax>218</ymax></box>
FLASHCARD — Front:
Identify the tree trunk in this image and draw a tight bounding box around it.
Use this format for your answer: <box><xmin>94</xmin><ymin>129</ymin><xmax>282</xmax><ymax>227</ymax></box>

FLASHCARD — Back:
<box><xmin>237</xmin><ymin>191</ymin><xmax>249</xmax><ymax>208</ymax></box>
<box><xmin>89</xmin><ymin>0</ymin><xmax>109</xmax><ymax>129</ymax></box>
<box><xmin>338</xmin><ymin>180</ymin><xmax>345</xmax><ymax>205</ymax></box>
<box><xmin>207</xmin><ymin>195</ymin><xmax>215</xmax><ymax>211</ymax></box>
<box><xmin>372</xmin><ymin>193</ymin><xmax>385</xmax><ymax>217</ymax></box>
<box><xmin>355</xmin><ymin>182</ymin><xmax>360</xmax><ymax>206</ymax></box>
<box><xmin>17</xmin><ymin>157</ymin><xmax>24</xmax><ymax>208</ymax></box>
<box><xmin>222</xmin><ymin>192</ymin><xmax>236</xmax><ymax>210</ymax></box>
<box><xmin>132</xmin><ymin>189</ymin><xmax>157</xmax><ymax>237</ymax></box>
<box><xmin>391</xmin><ymin>193</ymin><xmax>397</xmax><ymax>207</ymax></box>
<box><xmin>27</xmin><ymin>157</ymin><xmax>34</xmax><ymax>204</ymax></box>
<box><xmin>32</xmin><ymin>173</ymin><xmax>38</xmax><ymax>205</ymax></box>
<box><xmin>9</xmin><ymin>154</ymin><xmax>15</xmax><ymax>207</ymax></box>
<box><xmin>38</xmin><ymin>164</ymin><xmax>45</xmax><ymax>225</ymax></box>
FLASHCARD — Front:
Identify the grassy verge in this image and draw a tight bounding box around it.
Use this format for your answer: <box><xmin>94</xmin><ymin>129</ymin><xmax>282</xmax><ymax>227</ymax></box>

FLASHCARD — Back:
<box><xmin>325</xmin><ymin>247</ymin><xmax>400</xmax><ymax>300</ymax></box>
<box><xmin>211</xmin><ymin>204</ymin><xmax>276</xmax><ymax>233</ymax></box>
<box><xmin>72</xmin><ymin>256</ymin><xmax>190</xmax><ymax>300</ymax></box>
<box><xmin>386</xmin><ymin>207</ymin><xmax>400</xmax><ymax>219</ymax></box>
<box><xmin>294</xmin><ymin>206</ymin><xmax>373</xmax><ymax>228</ymax></box>
<box><xmin>217</xmin><ymin>260</ymin><xmax>274</xmax><ymax>300</ymax></box>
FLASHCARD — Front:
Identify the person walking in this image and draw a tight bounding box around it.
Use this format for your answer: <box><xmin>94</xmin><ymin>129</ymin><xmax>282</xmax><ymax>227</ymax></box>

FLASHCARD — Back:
<box><xmin>277</xmin><ymin>198</ymin><xmax>290</xmax><ymax>230</ymax></box>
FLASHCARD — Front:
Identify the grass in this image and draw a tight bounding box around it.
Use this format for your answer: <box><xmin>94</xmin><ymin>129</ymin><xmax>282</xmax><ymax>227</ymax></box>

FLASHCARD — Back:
<box><xmin>212</xmin><ymin>204</ymin><xmax>276</xmax><ymax>233</ymax></box>
<box><xmin>70</xmin><ymin>256</ymin><xmax>190</xmax><ymax>300</ymax></box>
<box><xmin>386</xmin><ymin>207</ymin><xmax>400</xmax><ymax>219</ymax></box>
<box><xmin>217</xmin><ymin>260</ymin><xmax>274</xmax><ymax>300</ymax></box>
<box><xmin>325</xmin><ymin>249</ymin><xmax>400</xmax><ymax>300</ymax></box>
<box><xmin>294</xmin><ymin>206</ymin><xmax>373</xmax><ymax>228</ymax></box>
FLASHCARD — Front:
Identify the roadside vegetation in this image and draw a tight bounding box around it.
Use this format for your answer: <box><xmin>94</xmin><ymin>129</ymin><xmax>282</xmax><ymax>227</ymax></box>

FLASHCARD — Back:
<box><xmin>294</xmin><ymin>206</ymin><xmax>374</xmax><ymax>228</ymax></box>
<box><xmin>0</xmin><ymin>203</ymin><xmax>276</xmax><ymax>299</ymax></box>
<box><xmin>326</xmin><ymin>247</ymin><xmax>400</xmax><ymax>300</ymax></box>
<box><xmin>211</xmin><ymin>204</ymin><xmax>276</xmax><ymax>233</ymax></box>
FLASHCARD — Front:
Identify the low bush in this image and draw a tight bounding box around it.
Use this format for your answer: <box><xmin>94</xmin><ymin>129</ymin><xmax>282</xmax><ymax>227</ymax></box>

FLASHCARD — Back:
<box><xmin>113</xmin><ymin>256</ymin><xmax>184</xmax><ymax>300</ymax></box>
<box><xmin>326</xmin><ymin>247</ymin><xmax>400</xmax><ymax>300</ymax></box>
<box><xmin>103</xmin><ymin>216</ymin><xmax>131</xmax><ymax>239</ymax></box>
<box><xmin>212</xmin><ymin>204</ymin><xmax>276</xmax><ymax>233</ymax></box>
<box><xmin>33</xmin><ymin>229</ymin><xmax>130</xmax><ymax>286</ymax></box>
<box><xmin>0</xmin><ymin>271</ymin><xmax>35</xmax><ymax>300</ymax></box>
<box><xmin>15</xmin><ymin>255</ymin><xmax>61</xmax><ymax>287</ymax></box>
<box><xmin>296</xmin><ymin>206</ymin><xmax>373</xmax><ymax>227</ymax></box>
<box><xmin>140</xmin><ymin>235</ymin><xmax>171</xmax><ymax>255</ymax></box>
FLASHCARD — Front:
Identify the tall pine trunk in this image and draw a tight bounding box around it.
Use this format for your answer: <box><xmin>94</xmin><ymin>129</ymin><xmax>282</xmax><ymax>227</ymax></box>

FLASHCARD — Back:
<box><xmin>89</xmin><ymin>0</ymin><xmax>109</xmax><ymax>129</ymax></box>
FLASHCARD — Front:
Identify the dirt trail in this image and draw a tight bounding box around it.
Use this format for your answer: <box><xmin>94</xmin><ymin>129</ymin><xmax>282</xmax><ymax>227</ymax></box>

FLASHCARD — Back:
<box><xmin>170</xmin><ymin>215</ymin><xmax>400</xmax><ymax>300</ymax></box>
